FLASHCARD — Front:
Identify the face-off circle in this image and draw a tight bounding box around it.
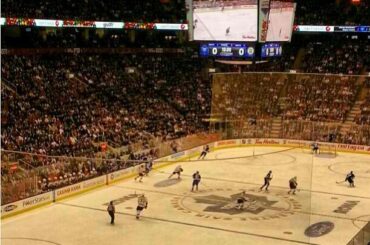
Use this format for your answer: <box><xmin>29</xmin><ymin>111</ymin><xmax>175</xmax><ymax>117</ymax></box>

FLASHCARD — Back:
<box><xmin>328</xmin><ymin>161</ymin><xmax>370</xmax><ymax>179</ymax></box>
<box><xmin>171</xmin><ymin>188</ymin><xmax>302</xmax><ymax>221</ymax></box>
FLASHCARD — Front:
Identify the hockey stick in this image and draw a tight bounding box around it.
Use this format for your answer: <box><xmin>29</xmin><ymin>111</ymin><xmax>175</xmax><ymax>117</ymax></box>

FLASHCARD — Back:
<box><xmin>336</xmin><ymin>180</ymin><xmax>346</xmax><ymax>184</ymax></box>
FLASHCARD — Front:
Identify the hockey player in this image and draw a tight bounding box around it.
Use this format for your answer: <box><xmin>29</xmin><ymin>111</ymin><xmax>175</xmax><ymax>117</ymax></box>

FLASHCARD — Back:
<box><xmin>259</xmin><ymin>170</ymin><xmax>272</xmax><ymax>192</ymax></box>
<box><xmin>193</xmin><ymin>19</ymin><xmax>198</xmax><ymax>29</ymax></box>
<box><xmin>107</xmin><ymin>201</ymin><xmax>115</xmax><ymax>224</ymax></box>
<box><xmin>136</xmin><ymin>194</ymin><xmax>148</xmax><ymax>219</ymax></box>
<box><xmin>191</xmin><ymin>171</ymin><xmax>201</xmax><ymax>192</ymax></box>
<box><xmin>236</xmin><ymin>191</ymin><xmax>248</xmax><ymax>209</ymax></box>
<box><xmin>168</xmin><ymin>165</ymin><xmax>183</xmax><ymax>179</ymax></box>
<box><xmin>312</xmin><ymin>142</ymin><xmax>319</xmax><ymax>154</ymax></box>
<box><xmin>145</xmin><ymin>159</ymin><xmax>153</xmax><ymax>176</ymax></box>
<box><xmin>134</xmin><ymin>164</ymin><xmax>146</xmax><ymax>182</ymax></box>
<box><xmin>226</xmin><ymin>27</ymin><xmax>230</xmax><ymax>36</ymax></box>
<box><xmin>198</xmin><ymin>145</ymin><xmax>210</xmax><ymax>160</ymax></box>
<box><xmin>288</xmin><ymin>176</ymin><xmax>298</xmax><ymax>195</ymax></box>
<box><xmin>345</xmin><ymin>171</ymin><xmax>355</xmax><ymax>187</ymax></box>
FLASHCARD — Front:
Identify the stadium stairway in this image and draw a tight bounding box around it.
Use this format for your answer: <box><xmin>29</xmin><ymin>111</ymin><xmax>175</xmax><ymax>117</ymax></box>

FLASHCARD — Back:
<box><xmin>1</xmin><ymin>100</ymin><xmax>9</xmax><ymax>125</ymax></box>
<box><xmin>275</xmin><ymin>75</ymin><xmax>290</xmax><ymax>114</ymax></box>
<box><xmin>1</xmin><ymin>78</ymin><xmax>17</xmax><ymax>94</ymax></box>
<box><xmin>340</xmin><ymin>101</ymin><xmax>364</xmax><ymax>134</ymax></box>
<box><xmin>271</xmin><ymin>117</ymin><xmax>282</xmax><ymax>138</ymax></box>
<box><xmin>339</xmin><ymin>73</ymin><xmax>368</xmax><ymax>135</ymax></box>
<box><xmin>293</xmin><ymin>47</ymin><xmax>306</xmax><ymax>70</ymax></box>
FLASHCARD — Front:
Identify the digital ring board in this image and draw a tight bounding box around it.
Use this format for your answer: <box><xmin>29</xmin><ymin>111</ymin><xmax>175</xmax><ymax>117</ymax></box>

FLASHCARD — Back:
<box><xmin>200</xmin><ymin>43</ymin><xmax>255</xmax><ymax>58</ymax></box>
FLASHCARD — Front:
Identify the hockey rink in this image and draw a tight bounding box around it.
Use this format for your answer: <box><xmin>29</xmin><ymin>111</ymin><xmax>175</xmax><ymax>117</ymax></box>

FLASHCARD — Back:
<box><xmin>193</xmin><ymin>7</ymin><xmax>257</xmax><ymax>41</ymax></box>
<box><xmin>2</xmin><ymin>146</ymin><xmax>370</xmax><ymax>245</ymax></box>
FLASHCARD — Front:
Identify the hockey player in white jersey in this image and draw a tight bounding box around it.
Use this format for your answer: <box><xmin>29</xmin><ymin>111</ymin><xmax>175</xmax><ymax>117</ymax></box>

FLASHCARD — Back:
<box><xmin>136</xmin><ymin>194</ymin><xmax>148</xmax><ymax>219</ymax></box>
<box><xmin>134</xmin><ymin>164</ymin><xmax>146</xmax><ymax>182</ymax></box>
<box><xmin>168</xmin><ymin>165</ymin><xmax>183</xmax><ymax>179</ymax></box>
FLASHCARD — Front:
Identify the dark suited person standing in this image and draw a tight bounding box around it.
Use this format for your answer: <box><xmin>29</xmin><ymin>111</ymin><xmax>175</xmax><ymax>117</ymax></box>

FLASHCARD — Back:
<box><xmin>107</xmin><ymin>201</ymin><xmax>115</xmax><ymax>224</ymax></box>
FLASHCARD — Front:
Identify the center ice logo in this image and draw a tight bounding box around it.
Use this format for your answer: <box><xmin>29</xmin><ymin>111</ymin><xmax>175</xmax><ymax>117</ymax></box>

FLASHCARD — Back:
<box><xmin>173</xmin><ymin>188</ymin><xmax>301</xmax><ymax>221</ymax></box>
<box><xmin>193</xmin><ymin>192</ymin><xmax>278</xmax><ymax>215</ymax></box>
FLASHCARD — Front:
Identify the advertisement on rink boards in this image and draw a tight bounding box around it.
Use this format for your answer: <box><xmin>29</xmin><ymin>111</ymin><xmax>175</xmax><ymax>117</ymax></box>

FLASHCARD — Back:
<box><xmin>108</xmin><ymin>168</ymin><xmax>132</xmax><ymax>183</ymax></box>
<box><xmin>214</xmin><ymin>138</ymin><xmax>370</xmax><ymax>154</ymax></box>
<box><xmin>55</xmin><ymin>183</ymin><xmax>82</xmax><ymax>199</ymax></box>
<box><xmin>336</xmin><ymin>143</ymin><xmax>370</xmax><ymax>152</ymax></box>
<box><xmin>185</xmin><ymin>145</ymin><xmax>210</xmax><ymax>156</ymax></box>
<box><xmin>55</xmin><ymin>176</ymin><xmax>106</xmax><ymax>200</ymax></box>
<box><xmin>216</xmin><ymin>139</ymin><xmax>238</xmax><ymax>147</ymax></box>
<box><xmin>170</xmin><ymin>151</ymin><xmax>186</xmax><ymax>160</ymax></box>
<box><xmin>1</xmin><ymin>192</ymin><xmax>53</xmax><ymax>217</ymax></box>
<box><xmin>108</xmin><ymin>164</ymin><xmax>143</xmax><ymax>184</ymax></box>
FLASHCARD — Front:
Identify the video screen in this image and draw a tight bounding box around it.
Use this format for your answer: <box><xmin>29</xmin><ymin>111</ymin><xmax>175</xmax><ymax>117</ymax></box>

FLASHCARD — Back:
<box><xmin>266</xmin><ymin>1</ymin><xmax>295</xmax><ymax>42</ymax></box>
<box><xmin>193</xmin><ymin>0</ymin><xmax>258</xmax><ymax>41</ymax></box>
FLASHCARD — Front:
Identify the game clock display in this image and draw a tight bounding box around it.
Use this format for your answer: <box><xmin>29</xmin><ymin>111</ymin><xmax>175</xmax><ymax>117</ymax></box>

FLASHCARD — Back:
<box><xmin>200</xmin><ymin>43</ymin><xmax>255</xmax><ymax>58</ymax></box>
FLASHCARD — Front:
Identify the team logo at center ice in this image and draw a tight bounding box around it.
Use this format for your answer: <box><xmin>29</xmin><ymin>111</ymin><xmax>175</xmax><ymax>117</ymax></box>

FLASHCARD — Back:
<box><xmin>193</xmin><ymin>192</ymin><xmax>277</xmax><ymax>215</ymax></box>
<box><xmin>172</xmin><ymin>188</ymin><xmax>302</xmax><ymax>221</ymax></box>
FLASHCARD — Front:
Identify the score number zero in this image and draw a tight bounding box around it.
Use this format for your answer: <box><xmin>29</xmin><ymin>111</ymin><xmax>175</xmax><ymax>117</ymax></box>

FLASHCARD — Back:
<box><xmin>238</xmin><ymin>47</ymin><xmax>255</xmax><ymax>56</ymax></box>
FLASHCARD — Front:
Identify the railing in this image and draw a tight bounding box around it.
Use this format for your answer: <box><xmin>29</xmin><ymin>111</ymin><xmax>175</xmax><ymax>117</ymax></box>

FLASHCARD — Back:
<box><xmin>281</xmin><ymin>120</ymin><xmax>342</xmax><ymax>141</ymax></box>
<box><xmin>210</xmin><ymin>118</ymin><xmax>370</xmax><ymax>146</ymax></box>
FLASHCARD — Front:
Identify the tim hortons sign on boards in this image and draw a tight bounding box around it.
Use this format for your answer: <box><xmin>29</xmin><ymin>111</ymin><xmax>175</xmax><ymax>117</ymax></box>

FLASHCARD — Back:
<box><xmin>255</xmin><ymin>139</ymin><xmax>281</xmax><ymax>145</ymax></box>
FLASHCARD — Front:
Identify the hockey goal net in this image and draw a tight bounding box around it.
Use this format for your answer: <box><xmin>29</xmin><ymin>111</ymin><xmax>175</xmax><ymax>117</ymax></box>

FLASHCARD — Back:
<box><xmin>300</xmin><ymin>142</ymin><xmax>337</xmax><ymax>157</ymax></box>
<box><xmin>315</xmin><ymin>144</ymin><xmax>337</xmax><ymax>157</ymax></box>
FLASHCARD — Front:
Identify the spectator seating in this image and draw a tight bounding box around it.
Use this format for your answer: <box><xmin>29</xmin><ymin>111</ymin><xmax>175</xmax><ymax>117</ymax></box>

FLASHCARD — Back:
<box><xmin>1</xmin><ymin>0</ymin><xmax>186</xmax><ymax>23</ymax></box>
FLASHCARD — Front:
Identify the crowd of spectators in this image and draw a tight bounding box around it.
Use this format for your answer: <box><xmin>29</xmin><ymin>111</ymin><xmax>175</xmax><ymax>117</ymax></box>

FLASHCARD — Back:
<box><xmin>35</xmin><ymin>148</ymin><xmax>157</xmax><ymax>192</ymax></box>
<box><xmin>301</xmin><ymin>40</ymin><xmax>367</xmax><ymax>75</ymax></box>
<box><xmin>2</xmin><ymin>50</ymin><xmax>368</xmax><ymax>160</ymax></box>
<box><xmin>1</xmin><ymin>28</ymin><xmax>181</xmax><ymax>49</ymax></box>
<box><xmin>1</xmin><ymin>132</ymin><xmax>216</xmax><ymax>204</ymax></box>
<box><xmin>281</xmin><ymin>120</ymin><xmax>341</xmax><ymax>141</ymax></box>
<box><xmin>212</xmin><ymin>73</ymin><xmax>285</xmax><ymax>120</ymax></box>
<box><xmin>1</xmin><ymin>0</ymin><xmax>186</xmax><ymax>23</ymax></box>
<box><xmin>283</xmin><ymin>75</ymin><xmax>359</xmax><ymax>121</ymax></box>
<box><xmin>1</xmin><ymin>53</ymin><xmax>210</xmax><ymax>157</ymax></box>
<box><xmin>1</xmin><ymin>37</ymin><xmax>370</xmax><ymax>204</ymax></box>
<box><xmin>356</xmin><ymin>80</ymin><xmax>370</xmax><ymax>125</ymax></box>
<box><xmin>338</xmin><ymin>124</ymin><xmax>370</xmax><ymax>146</ymax></box>
<box><xmin>1</xmin><ymin>149</ymin><xmax>158</xmax><ymax>204</ymax></box>
<box><xmin>295</xmin><ymin>0</ymin><xmax>370</xmax><ymax>25</ymax></box>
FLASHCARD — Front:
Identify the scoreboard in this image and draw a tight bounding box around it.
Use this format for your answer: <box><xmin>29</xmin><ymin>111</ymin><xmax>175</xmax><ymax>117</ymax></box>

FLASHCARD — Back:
<box><xmin>199</xmin><ymin>43</ymin><xmax>255</xmax><ymax>59</ymax></box>
<box><xmin>261</xmin><ymin>43</ymin><xmax>283</xmax><ymax>58</ymax></box>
